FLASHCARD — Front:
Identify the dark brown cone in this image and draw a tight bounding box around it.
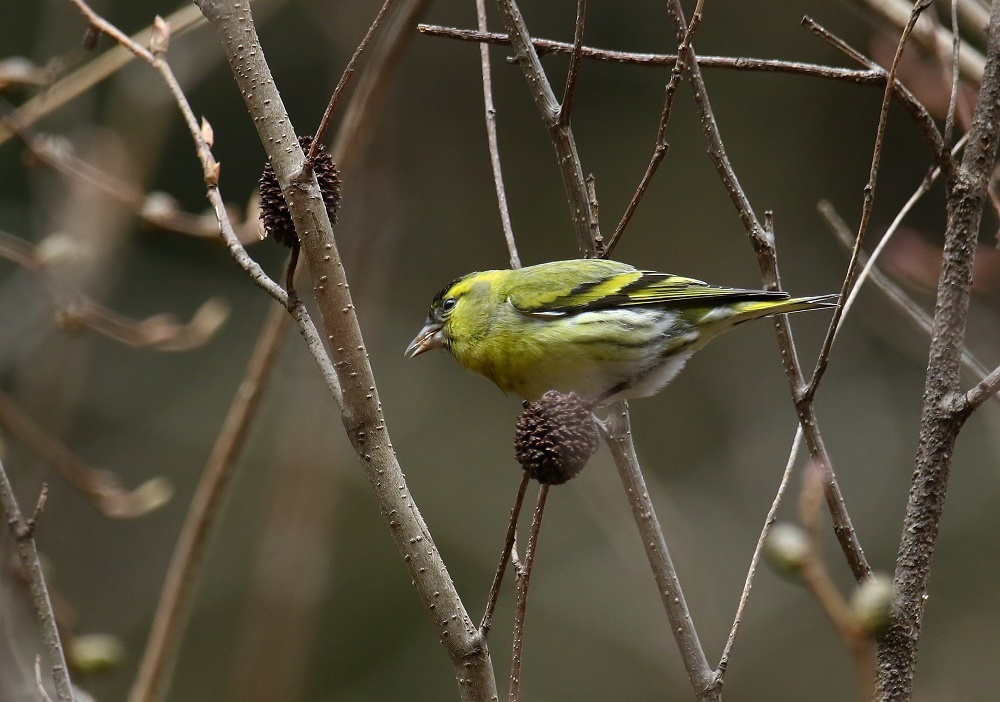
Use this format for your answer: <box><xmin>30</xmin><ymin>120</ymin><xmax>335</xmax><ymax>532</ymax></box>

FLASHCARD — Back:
<box><xmin>514</xmin><ymin>391</ymin><xmax>600</xmax><ymax>485</ymax></box>
<box><xmin>259</xmin><ymin>136</ymin><xmax>341</xmax><ymax>248</ymax></box>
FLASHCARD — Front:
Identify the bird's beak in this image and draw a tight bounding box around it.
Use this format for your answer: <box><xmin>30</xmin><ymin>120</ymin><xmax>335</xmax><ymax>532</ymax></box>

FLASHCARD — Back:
<box><xmin>405</xmin><ymin>321</ymin><xmax>445</xmax><ymax>358</ymax></box>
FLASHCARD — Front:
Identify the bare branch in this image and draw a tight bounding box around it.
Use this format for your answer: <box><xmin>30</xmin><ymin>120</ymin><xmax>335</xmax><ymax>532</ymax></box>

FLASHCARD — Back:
<box><xmin>606</xmin><ymin>0</ymin><xmax>704</xmax><ymax>257</ymax></box>
<box><xmin>718</xmin><ymin>426</ymin><xmax>802</xmax><ymax>676</ymax></box>
<box><xmin>508</xmin><ymin>485</ymin><xmax>548</xmax><ymax>702</ymax></box>
<box><xmin>963</xmin><ymin>364</ymin><xmax>1000</xmax><ymax>410</ymax></box>
<box><xmin>0</xmin><ymin>4</ymin><xmax>208</xmax><ymax>147</ymax></box>
<box><xmin>662</xmin><ymin>0</ymin><xmax>872</xmax><ymax>581</ymax></box>
<box><xmin>803</xmin><ymin>0</ymin><xmax>934</xmax><ymax>404</ymax></box>
<box><xmin>877</xmin><ymin>3</ymin><xmax>1000</xmax><ymax>698</ymax></box>
<box><xmin>0</xmin><ymin>459</ymin><xmax>75</xmax><ymax>701</ymax></box>
<box><xmin>193</xmin><ymin>2</ymin><xmax>495</xmax><ymax>699</ymax></box>
<box><xmin>494</xmin><ymin>0</ymin><xmax>601</xmax><ymax>252</ymax></box>
<box><xmin>557</xmin><ymin>0</ymin><xmax>586</xmax><ymax>126</ymax></box>
<box><xmin>600</xmin><ymin>409</ymin><xmax>717</xmax><ymax>700</ymax></box>
<box><xmin>309</xmin><ymin>0</ymin><xmax>396</xmax><ymax>158</ymax></box>
<box><xmin>481</xmin><ymin>474</ymin><xmax>530</xmax><ymax>636</ymax></box>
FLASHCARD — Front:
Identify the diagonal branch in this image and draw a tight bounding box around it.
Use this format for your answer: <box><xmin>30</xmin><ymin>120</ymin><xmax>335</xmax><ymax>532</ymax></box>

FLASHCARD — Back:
<box><xmin>193</xmin><ymin>2</ymin><xmax>496</xmax><ymax>700</ymax></box>
<box><xmin>495</xmin><ymin>0</ymin><xmax>600</xmax><ymax>252</ymax></box>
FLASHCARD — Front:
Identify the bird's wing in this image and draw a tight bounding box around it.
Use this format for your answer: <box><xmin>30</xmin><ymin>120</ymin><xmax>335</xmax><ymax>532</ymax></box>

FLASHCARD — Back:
<box><xmin>509</xmin><ymin>266</ymin><xmax>788</xmax><ymax>316</ymax></box>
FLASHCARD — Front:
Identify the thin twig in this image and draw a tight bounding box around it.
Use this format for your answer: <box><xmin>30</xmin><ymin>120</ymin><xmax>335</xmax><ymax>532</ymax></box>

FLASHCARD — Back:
<box><xmin>557</xmin><ymin>0</ymin><xmax>586</xmax><ymax>126</ymax></box>
<box><xmin>820</xmin><ymin>194</ymin><xmax>994</xmax><ymax>385</ymax></box>
<box><xmin>817</xmin><ymin>134</ymin><xmax>994</xmax><ymax>386</ymax></box>
<box><xmin>422</xmin><ymin>22</ymin><xmax>952</xmax><ymax>173</ymax></box>
<box><xmin>308</xmin><ymin>0</ymin><xmax>396</xmax><ymax>158</ymax></box>
<box><xmin>945</xmin><ymin>0</ymin><xmax>962</xmax><ymax>144</ymax></box>
<box><xmin>0</xmin><ymin>4</ymin><xmax>207</xmax><ymax>147</ymax></box>
<box><xmin>663</xmin><ymin>0</ymin><xmax>872</xmax><ymax>581</ymax></box>
<box><xmin>717</xmin><ymin>426</ymin><xmax>803</xmax><ymax>676</ymax></box>
<box><xmin>508</xmin><ymin>484</ymin><xmax>548</xmax><ymax>702</ymax></box>
<box><xmin>481</xmin><ymin>474</ymin><xmax>530</xmax><ymax>636</ymax></box>
<box><xmin>803</xmin><ymin>0</ymin><xmax>934</xmax><ymax>404</ymax></box>
<box><xmin>8</xmin><ymin>125</ymin><xmax>255</xmax><ymax>242</ymax></box>
<box><xmin>606</xmin><ymin>0</ymin><xmax>704</xmax><ymax>257</ymax></box>
<box><xmin>330</xmin><ymin>0</ymin><xmax>432</xmax><ymax>173</ymax></box>
<box><xmin>474</xmin><ymin>0</ymin><xmax>519</xmax><ymax>268</ymax></box>
<box><xmin>0</xmin><ymin>459</ymin><xmax>74</xmax><ymax>702</ymax></box>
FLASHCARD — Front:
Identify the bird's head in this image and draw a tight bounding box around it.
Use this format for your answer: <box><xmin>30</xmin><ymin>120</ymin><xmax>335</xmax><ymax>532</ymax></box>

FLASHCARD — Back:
<box><xmin>405</xmin><ymin>270</ymin><xmax>500</xmax><ymax>359</ymax></box>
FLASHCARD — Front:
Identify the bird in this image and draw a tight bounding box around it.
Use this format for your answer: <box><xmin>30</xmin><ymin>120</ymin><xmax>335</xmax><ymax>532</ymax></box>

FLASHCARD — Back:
<box><xmin>405</xmin><ymin>259</ymin><xmax>837</xmax><ymax>405</ymax></box>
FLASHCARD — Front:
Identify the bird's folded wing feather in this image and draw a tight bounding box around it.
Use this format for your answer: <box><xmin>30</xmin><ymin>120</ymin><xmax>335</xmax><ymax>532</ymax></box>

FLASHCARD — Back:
<box><xmin>509</xmin><ymin>268</ymin><xmax>788</xmax><ymax>316</ymax></box>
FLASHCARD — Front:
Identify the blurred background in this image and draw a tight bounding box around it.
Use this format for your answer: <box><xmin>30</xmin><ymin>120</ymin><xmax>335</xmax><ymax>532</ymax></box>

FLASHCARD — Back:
<box><xmin>1</xmin><ymin>0</ymin><xmax>999</xmax><ymax>700</ymax></box>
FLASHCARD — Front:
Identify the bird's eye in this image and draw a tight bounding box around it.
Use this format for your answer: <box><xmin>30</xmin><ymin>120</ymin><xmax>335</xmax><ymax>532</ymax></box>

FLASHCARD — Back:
<box><xmin>441</xmin><ymin>298</ymin><xmax>457</xmax><ymax>313</ymax></box>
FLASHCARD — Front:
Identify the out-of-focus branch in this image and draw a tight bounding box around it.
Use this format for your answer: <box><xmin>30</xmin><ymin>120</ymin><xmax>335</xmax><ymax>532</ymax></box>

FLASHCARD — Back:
<box><xmin>129</xmin><ymin>304</ymin><xmax>289</xmax><ymax>702</ymax></box>
<box><xmin>16</xmin><ymin>133</ymin><xmax>259</xmax><ymax>243</ymax></box>
<box><xmin>0</xmin><ymin>3</ymin><xmax>207</xmax><ymax>147</ymax></box>
<box><xmin>847</xmin><ymin>0</ymin><xmax>986</xmax><ymax>81</ymax></box>
<box><xmin>0</xmin><ymin>229</ymin><xmax>229</xmax><ymax>351</ymax></box>
<box><xmin>877</xmin><ymin>2</ymin><xmax>1000</xmax><ymax>699</ymax></box>
<box><xmin>0</xmin><ymin>389</ymin><xmax>171</xmax><ymax>519</ymax></box>
<box><xmin>0</xmin><ymin>462</ymin><xmax>74</xmax><ymax>702</ymax></box>
<box><xmin>192</xmin><ymin>2</ymin><xmax>496</xmax><ymax>699</ymax></box>
<box><xmin>797</xmin><ymin>466</ymin><xmax>875</xmax><ymax>700</ymax></box>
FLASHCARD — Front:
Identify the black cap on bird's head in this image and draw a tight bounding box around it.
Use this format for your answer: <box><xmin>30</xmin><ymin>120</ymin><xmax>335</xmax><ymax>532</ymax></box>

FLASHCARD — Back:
<box><xmin>404</xmin><ymin>275</ymin><xmax>466</xmax><ymax>359</ymax></box>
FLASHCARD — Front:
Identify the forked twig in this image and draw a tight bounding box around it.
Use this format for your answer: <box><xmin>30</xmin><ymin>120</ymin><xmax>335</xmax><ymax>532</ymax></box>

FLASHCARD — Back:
<box><xmin>803</xmin><ymin>0</ymin><xmax>935</xmax><ymax>404</ymax></box>
<box><xmin>308</xmin><ymin>0</ymin><xmax>396</xmax><ymax>159</ymax></box>
<box><xmin>606</xmin><ymin>0</ymin><xmax>704</xmax><ymax>257</ymax></box>
<box><xmin>557</xmin><ymin>0</ymin><xmax>587</xmax><ymax>125</ymax></box>
<box><xmin>0</xmin><ymin>461</ymin><xmax>74</xmax><ymax>702</ymax></box>
<box><xmin>495</xmin><ymin>0</ymin><xmax>600</xmax><ymax>252</ymax></box>
<box><xmin>717</xmin><ymin>426</ymin><xmax>803</xmax><ymax>675</ymax></box>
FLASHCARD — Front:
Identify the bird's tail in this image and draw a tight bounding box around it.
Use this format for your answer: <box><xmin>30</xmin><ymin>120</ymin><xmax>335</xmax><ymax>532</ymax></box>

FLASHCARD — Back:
<box><xmin>730</xmin><ymin>293</ymin><xmax>840</xmax><ymax>323</ymax></box>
